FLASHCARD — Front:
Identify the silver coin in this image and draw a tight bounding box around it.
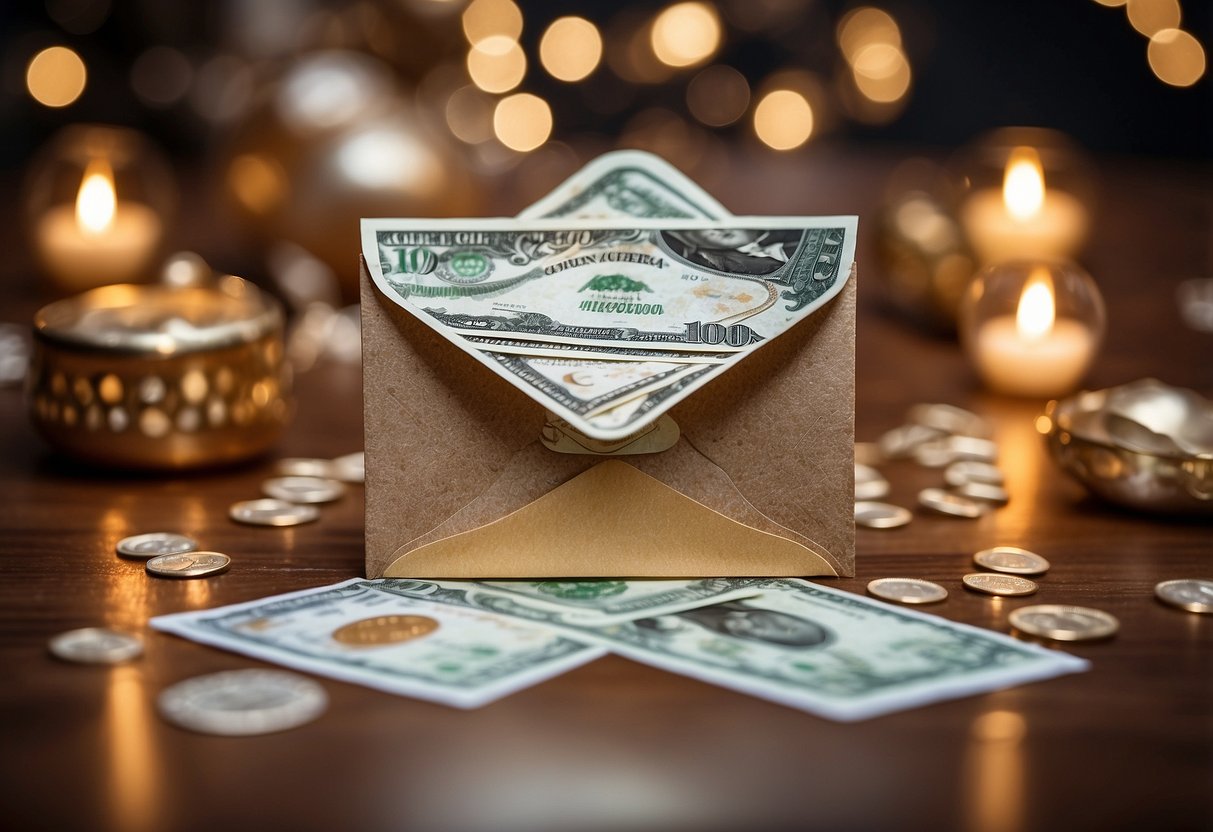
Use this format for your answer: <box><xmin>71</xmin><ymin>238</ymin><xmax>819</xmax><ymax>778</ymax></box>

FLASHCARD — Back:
<box><xmin>878</xmin><ymin>423</ymin><xmax>946</xmax><ymax>459</ymax></box>
<box><xmin>230</xmin><ymin>498</ymin><xmax>320</xmax><ymax>527</ymax></box>
<box><xmin>913</xmin><ymin>439</ymin><xmax>957</xmax><ymax>468</ymax></box>
<box><xmin>1154</xmin><ymin>579</ymin><xmax>1213</xmax><ymax>614</ymax></box>
<box><xmin>262</xmin><ymin>476</ymin><xmax>346</xmax><ymax>504</ymax></box>
<box><xmin>867</xmin><ymin>577</ymin><xmax>948</xmax><ymax>604</ymax></box>
<box><xmin>955</xmin><ymin>481</ymin><xmax>1010</xmax><ymax>505</ymax></box>
<box><xmin>48</xmin><ymin>627</ymin><xmax>143</xmax><ymax>664</ymax></box>
<box><xmin>158</xmin><ymin>669</ymin><xmax>328</xmax><ymax>736</ymax></box>
<box><xmin>116</xmin><ymin>532</ymin><xmax>198</xmax><ymax>560</ymax></box>
<box><xmin>962</xmin><ymin>573</ymin><xmax>1038</xmax><ymax>597</ymax></box>
<box><xmin>944</xmin><ymin>460</ymin><xmax>1005</xmax><ymax>487</ymax></box>
<box><xmin>907</xmin><ymin>403</ymin><xmax>991</xmax><ymax>438</ymax></box>
<box><xmin>146</xmin><ymin>551</ymin><xmax>231</xmax><ymax>579</ymax></box>
<box><xmin>854</xmin><ymin>441</ymin><xmax>883</xmax><ymax>466</ymax></box>
<box><xmin>973</xmin><ymin>546</ymin><xmax>1050</xmax><ymax>575</ymax></box>
<box><xmin>918</xmin><ymin>488</ymin><xmax>987</xmax><ymax>518</ymax></box>
<box><xmin>947</xmin><ymin>435</ymin><xmax>999</xmax><ymax>463</ymax></box>
<box><xmin>854</xmin><ymin>463</ymin><xmax>890</xmax><ymax>500</ymax></box>
<box><xmin>331</xmin><ymin>451</ymin><xmax>365</xmax><ymax>484</ymax></box>
<box><xmin>277</xmin><ymin>457</ymin><xmax>336</xmax><ymax>478</ymax></box>
<box><xmin>855</xmin><ymin>501</ymin><xmax>912</xmax><ymax>529</ymax></box>
<box><xmin>1009</xmin><ymin>605</ymin><xmax>1119</xmax><ymax>641</ymax></box>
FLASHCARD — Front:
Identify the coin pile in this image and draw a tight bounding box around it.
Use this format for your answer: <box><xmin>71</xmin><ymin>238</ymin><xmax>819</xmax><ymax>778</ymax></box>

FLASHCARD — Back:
<box><xmin>854</xmin><ymin>403</ymin><xmax>1008</xmax><ymax>529</ymax></box>
<box><xmin>115</xmin><ymin>531</ymin><xmax>233</xmax><ymax>580</ymax></box>
<box><xmin>229</xmin><ymin>452</ymin><xmax>364</xmax><ymax>527</ymax></box>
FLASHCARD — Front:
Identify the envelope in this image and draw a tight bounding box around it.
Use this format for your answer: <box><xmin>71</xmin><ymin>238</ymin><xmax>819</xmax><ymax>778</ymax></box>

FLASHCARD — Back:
<box><xmin>360</xmin><ymin>247</ymin><xmax>857</xmax><ymax>579</ymax></box>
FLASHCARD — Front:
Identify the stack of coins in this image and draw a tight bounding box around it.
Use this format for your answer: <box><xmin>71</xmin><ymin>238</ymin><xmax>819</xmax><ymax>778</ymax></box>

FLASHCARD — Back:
<box><xmin>115</xmin><ymin>531</ymin><xmax>233</xmax><ymax>580</ymax></box>
<box><xmin>229</xmin><ymin>451</ymin><xmax>364</xmax><ymax>528</ymax></box>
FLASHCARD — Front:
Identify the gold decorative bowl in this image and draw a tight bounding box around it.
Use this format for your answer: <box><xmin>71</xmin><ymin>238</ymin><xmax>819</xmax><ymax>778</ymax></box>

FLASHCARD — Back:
<box><xmin>1039</xmin><ymin>381</ymin><xmax>1213</xmax><ymax>516</ymax></box>
<box><xmin>28</xmin><ymin>276</ymin><xmax>291</xmax><ymax>470</ymax></box>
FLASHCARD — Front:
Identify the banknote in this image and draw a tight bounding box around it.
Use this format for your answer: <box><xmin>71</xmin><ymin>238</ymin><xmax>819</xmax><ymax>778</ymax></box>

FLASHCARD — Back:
<box><xmin>371</xmin><ymin>578</ymin><xmax>1090</xmax><ymax>722</ymax></box>
<box><xmin>150</xmin><ymin>579</ymin><xmax>605</xmax><ymax>709</ymax></box>
<box><xmin>464</xmin><ymin>334</ymin><xmax>730</xmax><ymax>364</ymax></box>
<box><xmin>517</xmin><ymin>149</ymin><xmax>728</xmax><ymax>221</ymax></box>
<box><xmin>362</xmin><ymin>217</ymin><xmax>857</xmax><ymax>438</ymax></box>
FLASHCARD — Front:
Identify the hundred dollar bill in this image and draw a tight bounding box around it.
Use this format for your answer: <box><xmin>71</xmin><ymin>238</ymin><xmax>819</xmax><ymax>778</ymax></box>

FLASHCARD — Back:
<box><xmin>362</xmin><ymin>216</ymin><xmax>856</xmax><ymax>439</ymax></box>
<box><xmin>372</xmin><ymin>578</ymin><xmax>1090</xmax><ymax>722</ymax></box>
<box><xmin>151</xmin><ymin>578</ymin><xmax>606</xmax><ymax>709</ymax></box>
<box><xmin>517</xmin><ymin>149</ymin><xmax>728</xmax><ymax>221</ymax></box>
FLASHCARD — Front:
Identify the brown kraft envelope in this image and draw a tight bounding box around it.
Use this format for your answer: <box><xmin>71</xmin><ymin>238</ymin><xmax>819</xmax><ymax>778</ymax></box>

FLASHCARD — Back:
<box><xmin>360</xmin><ymin>258</ymin><xmax>856</xmax><ymax>580</ymax></box>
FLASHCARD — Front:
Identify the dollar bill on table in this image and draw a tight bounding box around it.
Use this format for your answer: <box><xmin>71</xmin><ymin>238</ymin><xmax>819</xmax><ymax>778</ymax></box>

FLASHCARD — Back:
<box><xmin>361</xmin><ymin>216</ymin><xmax>856</xmax><ymax>439</ymax></box>
<box><xmin>376</xmin><ymin>578</ymin><xmax>1091</xmax><ymax>722</ymax></box>
<box><xmin>149</xmin><ymin>578</ymin><xmax>759</xmax><ymax>708</ymax></box>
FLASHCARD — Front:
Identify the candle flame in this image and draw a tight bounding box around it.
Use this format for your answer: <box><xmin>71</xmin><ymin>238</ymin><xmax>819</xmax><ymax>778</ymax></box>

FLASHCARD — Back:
<box><xmin>1002</xmin><ymin>147</ymin><xmax>1045</xmax><ymax>221</ymax></box>
<box><xmin>76</xmin><ymin>158</ymin><xmax>116</xmax><ymax>234</ymax></box>
<box><xmin>1016</xmin><ymin>269</ymin><xmax>1055</xmax><ymax>341</ymax></box>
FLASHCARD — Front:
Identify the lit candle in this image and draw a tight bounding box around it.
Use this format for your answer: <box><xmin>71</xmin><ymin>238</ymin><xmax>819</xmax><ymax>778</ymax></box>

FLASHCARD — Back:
<box><xmin>960</xmin><ymin>147</ymin><xmax>1088</xmax><ymax>264</ymax></box>
<box><xmin>972</xmin><ymin>268</ymin><xmax>1097</xmax><ymax>397</ymax></box>
<box><xmin>34</xmin><ymin>158</ymin><xmax>162</xmax><ymax>290</ymax></box>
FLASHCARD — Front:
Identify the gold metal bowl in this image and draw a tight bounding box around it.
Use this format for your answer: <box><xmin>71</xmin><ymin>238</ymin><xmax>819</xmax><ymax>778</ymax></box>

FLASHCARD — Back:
<box><xmin>1039</xmin><ymin>381</ymin><xmax>1213</xmax><ymax>516</ymax></box>
<box><xmin>28</xmin><ymin>276</ymin><xmax>291</xmax><ymax>470</ymax></box>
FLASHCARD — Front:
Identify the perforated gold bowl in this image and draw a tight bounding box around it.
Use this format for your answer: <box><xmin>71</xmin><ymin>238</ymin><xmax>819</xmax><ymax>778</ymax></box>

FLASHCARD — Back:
<box><xmin>28</xmin><ymin>277</ymin><xmax>291</xmax><ymax>470</ymax></box>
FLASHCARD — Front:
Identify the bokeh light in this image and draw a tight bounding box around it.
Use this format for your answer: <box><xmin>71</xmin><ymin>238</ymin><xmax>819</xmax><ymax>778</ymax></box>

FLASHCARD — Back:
<box><xmin>686</xmin><ymin>64</ymin><xmax>750</xmax><ymax>127</ymax></box>
<box><xmin>462</xmin><ymin>0</ymin><xmax>523</xmax><ymax>45</ymax></box>
<box><xmin>1125</xmin><ymin>0</ymin><xmax>1181</xmax><ymax>37</ymax></box>
<box><xmin>467</xmin><ymin>35</ymin><xmax>526</xmax><ymax>93</ymax></box>
<box><xmin>651</xmin><ymin>2</ymin><xmax>722</xmax><ymax>68</ymax></box>
<box><xmin>130</xmin><ymin>47</ymin><xmax>193</xmax><ymax>108</ymax></box>
<box><xmin>26</xmin><ymin>46</ymin><xmax>87</xmax><ymax>108</ymax></box>
<box><xmin>753</xmin><ymin>89</ymin><xmax>814</xmax><ymax>150</ymax></box>
<box><xmin>493</xmin><ymin>93</ymin><xmax>552</xmax><ymax>152</ymax></box>
<box><xmin>46</xmin><ymin>0</ymin><xmax>111</xmax><ymax>35</ymax></box>
<box><xmin>851</xmin><ymin>42</ymin><xmax>912</xmax><ymax>103</ymax></box>
<box><xmin>539</xmin><ymin>16</ymin><xmax>602</xmax><ymax>82</ymax></box>
<box><xmin>837</xmin><ymin>7</ymin><xmax>901</xmax><ymax>61</ymax></box>
<box><xmin>1091</xmin><ymin>0</ymin><xmax>1128</xmax><ymax>6</ymax></box>
<box><xmin>445</xmin><ymin>84</ymin><xmax>496</xmax><ymax>144</ymax></box>
<box><xmin>1148</xmin><ymin>28</ymin><xmax>1206</xmax><ymax>87</ymax></box>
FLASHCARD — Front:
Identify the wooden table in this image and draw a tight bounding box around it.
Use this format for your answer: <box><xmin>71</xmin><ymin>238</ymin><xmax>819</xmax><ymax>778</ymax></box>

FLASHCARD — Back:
<box><xmin>1</xmin><ymin>150</ymin><xmax>1210</xmax><ymax>832</ymax></box>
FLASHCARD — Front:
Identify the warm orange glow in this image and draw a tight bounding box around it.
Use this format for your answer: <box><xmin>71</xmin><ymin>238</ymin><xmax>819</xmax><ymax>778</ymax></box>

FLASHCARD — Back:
<box><xmin>1016</xmin><ymin>270</ymin><xmax>1056</xmax><ymax>341</ymax></box>
<box><xmin>851</xmin><ymin>42</ymin><xmax>912</xmax><ymax>103</ymax></box>
<box><xmin>494</xmin><ymin>93</ymin><xmax>552</xmax><ymax>152</ymax></box>
<box><xmin>539</xmin><ymin>16</ymin><xmax>602</xmax><ymax>82</ymax></box>
<box><xmin>26</xmin><ymin>45</ymin><xmax>87</xmax><ymax>108</ymax></box>
<box><xmin>445</xmin><ymin>85</ymin><xmax>495</xmax><ymax>144</ymax></box>
<box><xmin>753</xmin><ymin>89</ymin><xmax>814</xmax><ymax>150</ymax></box>
<box><xmin>651</xmin><ymin>2</ymin><xmax>721</xmax><ymax>68</ymax></box>
<box><xmin>76</xmin><ymin>159</ymin><xmax>117</xmax><ymax>234</ymax></box>
<box><xmin>1148</xmin><ymin>28</ymin><xmax>1206</xmax><ymax>87</ymax></box>
<box><xmin>467</xmin><ymin>35</ymin><xmax>526</xmax><ymax>93</ymax></box>
<box><xmin>1002</xmin><ymin>147</ymin><xmax>1046</xmax><ymax>221</ymax></box>
<box><xmin>462</xmin><ymin>0</ymin><xmax>522</xmax><ymax>44</ymax></box>
<box><xmin>837</xmin><ymin>7</ymin><xmax>902</xmax><ymax>60</ymax></box>
<box><xmin>1126</xmin><ymin>0</ymin><xmax>1181</xmax><ymax>37</ymax></box>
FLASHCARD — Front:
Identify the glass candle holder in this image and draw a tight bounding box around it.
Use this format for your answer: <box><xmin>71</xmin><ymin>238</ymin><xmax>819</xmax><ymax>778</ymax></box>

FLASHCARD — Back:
<box><xmin>954</xmin><ymin>127</ymin><xmax>1093</xmax><ymax>265</ymax></box>
<box><xmin>959</xmin><ymin>260</ymin><xmax>1105</xmax><ymax>398</ymax></box>
<box><xmin>24</xmin><ymin>124</ymin><xmax>175</xmax><ymax>292</ymax></box>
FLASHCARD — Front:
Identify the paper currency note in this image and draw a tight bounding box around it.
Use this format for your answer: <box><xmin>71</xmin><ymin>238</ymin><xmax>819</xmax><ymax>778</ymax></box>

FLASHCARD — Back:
<box><xmin>464</xmin><ymin>334</ymin><xmax>730</xmax><ymax>364</ymax></box>
<box><xmin>150</xmin><ymin>579</ymin><xmax>605</xmax><ymax>709</ymax></box>
<box><xmin>372</xmin><ymin>578</ymin><xmax>1089</xmax><ymax>722</ymax></box>
<box><xmin>517</xmin><ymin>149</ymin><xmax>728</xmax><ymax>221</ymax></box>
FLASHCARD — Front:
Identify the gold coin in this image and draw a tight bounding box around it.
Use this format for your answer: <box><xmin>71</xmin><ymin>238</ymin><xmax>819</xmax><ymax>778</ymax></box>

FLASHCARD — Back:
<box><xmin>973</xmin><ymin>546</ymin><xmax>1050</xmax><ymax>576</ymax></box>
<box><xmin>962</xmin><ymin>573</ymin><xmax>1038</xmax><ymax>597</ymax></box>
<box><xmin>1009</xmin><ymin>604</ymin><xmax>1118</xmax><ymax>641</ymax></box>
<box><xmin>867</xmin><ymin>577</ymin><xmax>948</xmax><ymax>604</ymax></box>
<box><xmin>331</xmin><ymin>615</ymin><xmax>440</xmax><ymax>647</ymax></box>
<box><xmin>1154</xmin><ymin>579</ymin><xmax>1213</xmax><ymax>614</ymax></box>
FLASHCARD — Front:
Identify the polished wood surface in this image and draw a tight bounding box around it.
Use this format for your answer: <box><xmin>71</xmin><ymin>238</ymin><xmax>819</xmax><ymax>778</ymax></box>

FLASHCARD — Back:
<box><xmin>1</xmin><ymin>151</ymin><xmax>1210</xmax><ymax>832</ymax></box>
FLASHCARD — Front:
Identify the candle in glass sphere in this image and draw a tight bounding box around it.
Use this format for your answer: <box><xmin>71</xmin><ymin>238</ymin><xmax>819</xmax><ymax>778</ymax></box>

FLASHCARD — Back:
<box><xmin>972</xmin><ymin>269</ymin><xmax>1097</xmax><ymax>397</ymax></box>
<box><xmin>961</xmin><ymin>147</ymin><xmax>1088</xmax><ymax>264</ymax></box>
<box><xmin>34</xmin><ymin>158</ymin><xmax>162</xmax><ymax>290</ymax></box>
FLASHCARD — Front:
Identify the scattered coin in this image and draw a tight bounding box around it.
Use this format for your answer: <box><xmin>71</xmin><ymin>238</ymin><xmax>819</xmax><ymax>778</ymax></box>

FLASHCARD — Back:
<box><xmin>867</xmin><ymin>577</ymin><xmax>948</xmax><ymax>605</ymax></box>
<box><xmin>331</xmin><ymin>615</ymin><xmax>441</xmax><ymax>646</ymax></box>
<box><xmin>973</xmin><ymin>546</ymin><xmax>1050</xmax><ymax>576</ymax></box>
<box><xmin>913</xmin><ymin>439</ymin><xmax>957</xmax><ymax>468</ymax></box>
<box><xmin>116</xmin><ymin>532</ymin><xmax>198</xmax><ymax>560</ymax></box>
<box><xmin>918</xmin><ymin>488</ymin><xmax>987</xmax><ymax>519</ymax></box>
<box><xmin>277</xmin><ymin>457</ymin><xmax>336</xmax><ymax>478</ymax></box>
<box><xmin>956</xmin><ymin>481</ymin><xmax>1010</xmax><ymax>505</ymax></box>
<box><xmin>262</xmin><ymin>476</ymin><xmax>346</xmax><ymax>504</ymax></box>
<box><xmin>854</xmin><ymin>441</ymin><xmax>883</xmax><ymax>466</ymax></box>
<box><xmin>48</xmin><ymin>627</ymin><xmax>143</xmax><ymax>664</ymax></box>
<box><xmin>946</xmin><ymin>435</ymin><xmax>999</xmax><ymax>463</ymax></box>
<box><xmin>962</xmin><ymin>573</ymin><xmax>1038</xmax><ymax>597</ymax></box>
<box><xmin>944</xmin><ymin>460</ymin><xmax>1005</xmax><ymax>487</ymax></box>
<box><xmin>907</xmin><ymin>403</ymin><xmax>991</xmax><ymax>438</ymax></box>
<box><xmin>146</xmin><ymin>551</ymin><xmax>231</xmax><ymax>579</ymax></box>
<box><xmin>158</xmin><ymin>669</ymin><xmax>328</xmax><ymax>736</ymax></box>
<box><xmin>1009</xmin><ymin>605</ymin><xmax>1119</xmax><ymax>641</ymax></box>
<box><xmin>1154</xmin><ymin>579</ymin><xmax>1213</xmax><ymax>614</ymax></box>
<box><xmin>230</xmin><ymin>498</ymin><xmax>320</xmax><ymax>527</ymax></box>
<box><xmin>878</xmin><ymin>423</ymin><xmax>945</xmax><ymax>459</ymax></box>
<box><xmin>331</xmin><ymin>451</ymin><xmax>365</xmax><ymax>484</ymax></box>
<box><xmin>854</xmin><ymin>501</ymin><xmax>912</xmax><ymax>529</ymax></box>
<box><xmin>854</xmin><ymin>463</ymin><xmax>890</xmax><ymax>500</ymax></box>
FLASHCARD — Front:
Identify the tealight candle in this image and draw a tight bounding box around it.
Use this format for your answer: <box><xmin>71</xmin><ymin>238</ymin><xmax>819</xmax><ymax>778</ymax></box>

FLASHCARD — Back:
<box><xmin>960</xmin><ymin>261</ymin><xmax>1105</xmax><ymax>398</ymax></box>
<box><xmin>960</xmin><ymin>146</ymin><xmax>1089</xmax><ymax>264</ymax></box>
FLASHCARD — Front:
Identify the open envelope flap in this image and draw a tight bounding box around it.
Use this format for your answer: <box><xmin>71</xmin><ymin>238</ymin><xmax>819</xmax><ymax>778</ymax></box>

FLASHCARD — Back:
<box><xmin>362</xmin><ymin>258</ymin><xmax>855</xmax><ymax>578</ymax></box>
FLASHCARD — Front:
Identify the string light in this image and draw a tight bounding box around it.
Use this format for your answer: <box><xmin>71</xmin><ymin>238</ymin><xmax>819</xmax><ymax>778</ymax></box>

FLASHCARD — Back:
<box><xmin>651</xmin><ymin>2</ymin><xmax>722</xmax><ymax>68</ymax></box>
<box><xmin>26</xmin><ymin>46</ymin><xmax>87</xmax><ymax>108</ymax></box>
<box><xmin>494</xmin><ymin>93</ymin><xmax>552</xmax><ymax>152</ymax></box>
<box><xmin>462</xmin><ymin>0</ymin><xmax>522</xmax><ymax>45</ymax></box>
<box><xmin>466</xmin><ymin>35</ymin><xmax>526</xmax><ymax>93</ymax></box>
<box><xmin>1148</xmin><ymin>27</ymin><xmax>1206</xmax><ymax>86</ymax></box>
<box><xmin>539</xmin><ymin>17</ymin><xmax>602</xmax><ymax>82</ymax></box>
<box><xmin>1125</xmin><ymin>0</ymin><xmax>1181</xmax><ymax>38</ymax></box>
<box><xmin>753</xmin><ymin>89</ymin><xmax>814</xmax><ymax>150</ymax></box>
